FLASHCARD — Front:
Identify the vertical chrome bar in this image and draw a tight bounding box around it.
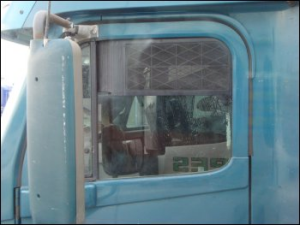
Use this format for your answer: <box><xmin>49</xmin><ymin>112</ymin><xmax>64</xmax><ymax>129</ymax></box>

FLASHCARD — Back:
<box><xmin>91</xmin><ymin>41</ymin><xmax>99</xmax><ymax>180</ymax></box>
<box><xmin>44</xmin><ymin>1</ymin><xmax>51</xmax><ymax>40</ymax></box>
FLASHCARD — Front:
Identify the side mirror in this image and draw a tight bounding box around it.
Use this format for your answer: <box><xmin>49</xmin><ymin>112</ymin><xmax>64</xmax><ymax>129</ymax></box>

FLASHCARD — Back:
<box><xmin>27</xmin><ymin>39</ymin><xmax>85</xmax><ymax>224</ymax></box>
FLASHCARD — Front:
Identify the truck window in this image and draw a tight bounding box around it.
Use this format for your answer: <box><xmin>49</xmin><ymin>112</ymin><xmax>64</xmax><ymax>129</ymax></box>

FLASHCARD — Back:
<box><xmin>97</xmin><ymin>38</ymin><xmax>232</xmax><ymax>179</ymax></box>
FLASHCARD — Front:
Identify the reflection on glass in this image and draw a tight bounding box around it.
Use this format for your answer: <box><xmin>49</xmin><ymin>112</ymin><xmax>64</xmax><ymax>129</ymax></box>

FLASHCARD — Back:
<box><xmin>82</xmin><ymin>46</ymin><xmax>93</xmax><ymax>178</ymax></box>
<box><xmin>98</xmin><ymin>95</ymin><xmax>232</xmax><ymax>180</ymax></box>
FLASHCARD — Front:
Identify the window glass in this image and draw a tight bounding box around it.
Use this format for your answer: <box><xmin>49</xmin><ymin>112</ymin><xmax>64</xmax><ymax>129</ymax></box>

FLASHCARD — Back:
<box><xmin>98</xmin><ymin>95</ymin><xmax>231</xmax><ymax>179</ymax></box>
<box><xmin>126</xmin><ymin>41</ymin><xmax>230</xmax><ymax>91</ymax></box>
<box><xmin>127</xmin><ymin>97</ymin><xmax>148</xmax><ymax>128</ymax></box>
<box><xmin>81</xmin><ymin>45</ymin><xmax>93</xmax><ymax>178</ymax></box>
<box><xmin>99</xmin><ymin>38</ymin><xmax>231</xmax><ymax>96</ymax></box>
<box><xmin>97</xmin><ymin>38</ymin><xmax>232</xmax><ymax>180</ymax></box>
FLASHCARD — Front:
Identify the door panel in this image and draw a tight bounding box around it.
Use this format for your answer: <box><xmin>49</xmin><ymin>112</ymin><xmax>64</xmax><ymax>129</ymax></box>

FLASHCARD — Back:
<box><xmin>19</xmin><ymin>17</ymin><xmax>251</xmax><ymax>224</ymax></box>
<box><xmin>86</xmin><ymin>188</ymin><xmax>248</xmax><ymax>224</ymax></box>
<box><xmin>87</xmin><ymin>19</ymin><xmax>250</xmax><ymax>223</ymax></box>
<box><xmin>21</xmin><ymin>162</ymin><xmax>248</xmax><ymax>222</ymax></box>
<box><xmin>92</xmin><ymin>158</ymin><xmax>248</xmax><ymax>206</ymax></box>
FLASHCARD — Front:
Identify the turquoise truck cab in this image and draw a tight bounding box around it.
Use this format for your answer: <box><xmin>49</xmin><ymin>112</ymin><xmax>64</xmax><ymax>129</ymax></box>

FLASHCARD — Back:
<box><xmin>1</xmin><ymin>1</ymin><xmax>299</xmax><ymax>224</ymax></box>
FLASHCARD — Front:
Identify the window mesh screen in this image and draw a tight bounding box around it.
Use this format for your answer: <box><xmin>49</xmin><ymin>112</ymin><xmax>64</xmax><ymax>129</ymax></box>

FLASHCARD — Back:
<box><xmin>126</xmin><ymin>40</ymin><xmax>231</xmax><ymax>91</ymax></box>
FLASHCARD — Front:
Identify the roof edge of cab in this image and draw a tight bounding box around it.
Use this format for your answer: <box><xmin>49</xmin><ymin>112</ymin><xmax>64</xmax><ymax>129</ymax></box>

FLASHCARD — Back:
<box><xmin>1</xmin><ymin>1</ymin><xmax>292</xmax><ymax>45</ymax></box>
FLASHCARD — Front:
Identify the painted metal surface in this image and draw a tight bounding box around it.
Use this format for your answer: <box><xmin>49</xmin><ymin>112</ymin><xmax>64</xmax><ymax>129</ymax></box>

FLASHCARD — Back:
<box><xmin>1</xmin><ymin>84</ymin><xmax>12</xmax><ymax>115</ymax></box>
<box><xmin>21</xmin><ymin>182</ymin><xmax>249</xmax><ymax>224</ymax></box>
<box><xmin>0</xmin><ymin>220</ymin><xmax>15</xmax><ymax>225</ymax></box>
<box><xmin>27</xmin><ymin>40</ymin><xmax>78</xmax><ymax>224</ymax></box>
<box><xmin>93</xmin><ymin>158</ymin><xmax>248</xmax><ymax>206</ymax></box>
<box><xmin>87</xmin><ymin>18</ymin><xmax>250</xmax><ymax>224</ymax></box>
<box><xmin>231</xmin><ymin>6</ymin><xmax>299</xmax><ymax>224</ymax></box>
<box><xmin>18</xmin><ymin>15</ymin><xmax>250</xmax><ymax>224</ymax></box>
<box><xmin>1</xmin><ymin>1</ymin><xmax>35</xmax><ymax>31</ymax></box>
<box><xmin>20</xmin><ymin>158</ymin><xmax>247</xmax><ymax>211</ymax></box>
<box><xmin>1</xmin><ymin>2</ymin><xmax>289</xmax><ymax>45</ymax></box>
<box><xmin>1</xmin><ymin>74</ymin><xmax>27</xmax><ymax>221</ymax></box>
<box><xmin>20</xmin><ymin>184</ymin><xmax>97</xmax><ymax>218</ymax></box>
<box><xmin>85</xmin><ymin>189</ymin><xmax>248</xmax><ymax>224</ymax></box>
<box><xmin>1</xmin><ymin>1</ymin><xmax>276</xmax><ymax>30</ymax></box>
<box><xmin>1</xmin><ymin>1</ymin><xmax>299</xmax><ymax>224</ymax></box>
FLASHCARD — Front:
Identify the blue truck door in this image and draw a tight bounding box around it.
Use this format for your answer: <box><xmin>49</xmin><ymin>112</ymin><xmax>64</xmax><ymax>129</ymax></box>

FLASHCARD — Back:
<box><xmin>19</xmin><ymin>16</ymin><xmax>252</xmax><ymax>224</ymax></box>
<box><xmin>84</xmin><ymin>18</ymin><xmax>252</xmax><ymax>224</ymax></box>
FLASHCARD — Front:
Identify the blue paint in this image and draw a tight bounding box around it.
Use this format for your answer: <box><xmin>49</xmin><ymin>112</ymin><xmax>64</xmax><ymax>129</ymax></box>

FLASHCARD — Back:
<box><xmin>1</xmin><ymin>76</ymin><xmax>26</xmax><ymax>221</ymax></box>
<box><xmin>85</xmin><ymin>188</ymin><xmax>248</xmax><ymax>224</ymax></box>
<box><xmin>1</xmin><ymin>1</ymin><xmax>288</xmax><ymax>45</ymax></box>
<box><xmin>11</xmin><ymin>1</ymin><xmax>282</xmax><ymax>31</ymax></box>
<box><xmin>20</xmin><ymin>188</ymin><xmax>30</xmax><ymax>218</ymax></box>
<box><xmin>232</xmin><ymin>6</ymin><xmax>299</xmax><ymax>224</ymax></box>
<box><xmin>20</xmin><ymin>184</ymin><xmax>249</xmax><ymax>224</ymax></box>
<box><xmin>18</xmin><ymin>17</ymin><xmax>250</xmax><ymax>223</ymax></box>
<box><xmin>1</xmin><ymin>1</ymin><xmax>35</xmax><ymax>31</ymax></box>
<box><xmin>20</xmin><ymin>158</ymin><xmax>248</xmax><ymax>222</ymax></box>
<box><xmin>0</xmin><ymin>220</ymin><xmax>15</xmax><ymax>224</ymax></box>
<box><xmin>85</xmin><ymin>184</ymin><xmax>97</xmax><ymax>209</ymax></box>
<box><xmin>86</xmin><ymin>18</ymin><xmax>250</xmax><ymax>224</ymax></box>
<box><xmin>27</xmin><ymin>40</ymin><xmax>77</xmax><ymax>224</ymax></box>
<box><xmin>93</xmin><ymin>158</ymin><xmax>248</xmax><ymax>207</ymax></box>
<box><xmin>1</xmin><ymin>1</ymin><xmax>299</xmax><ymax>224</ymax></box>
<box><xmin>20</xmin><ymin>183</ymin><xmax>97</xmax><ymax>218</ymax></box>
<box><xmin>1</xmin><ymin>84</ymin><xmax>12</xmax><ymax>115</ymax></box>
